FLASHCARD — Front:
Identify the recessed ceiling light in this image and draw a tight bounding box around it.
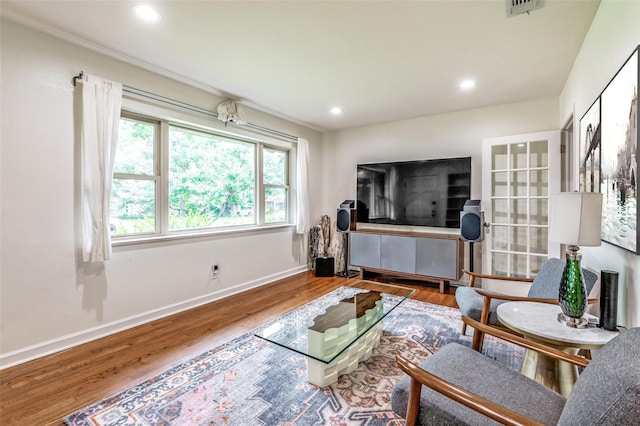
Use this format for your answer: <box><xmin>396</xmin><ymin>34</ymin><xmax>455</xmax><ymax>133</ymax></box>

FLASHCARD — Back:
<box><xmin>459</xmin><ymin>79</ymin><xmax>477</xmax><ymax>90</ymax></box>
<box><xmin>133</xmin><ymin>4</ymin><xmax>162</xmax><ymax>22</ymax></box>
<box><xmin>330</xmin><ymin>107</ymin><xmax>343</xmax><ymax>115</ymax></box>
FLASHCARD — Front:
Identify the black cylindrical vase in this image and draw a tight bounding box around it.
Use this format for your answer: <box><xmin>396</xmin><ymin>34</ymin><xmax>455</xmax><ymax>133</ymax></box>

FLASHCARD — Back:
<box><xmin>599</xmin><ymin>270</ymin><xmax>619</xmax><ymax>331</ymax></box>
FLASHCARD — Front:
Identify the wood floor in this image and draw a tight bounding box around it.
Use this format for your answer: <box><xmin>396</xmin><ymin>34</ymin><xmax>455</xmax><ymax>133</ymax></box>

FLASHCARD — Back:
<box><xmin>0</xmin><ymin>271</ymin><xmax>458</xmax><ymax>425</ymax></box>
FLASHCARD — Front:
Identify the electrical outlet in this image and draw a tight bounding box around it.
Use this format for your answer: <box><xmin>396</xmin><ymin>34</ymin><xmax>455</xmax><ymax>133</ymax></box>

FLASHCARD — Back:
<box><xmin>211</xmin><ymin>264</ymin><xmax>219</xmax><ymax>279</ymax></box>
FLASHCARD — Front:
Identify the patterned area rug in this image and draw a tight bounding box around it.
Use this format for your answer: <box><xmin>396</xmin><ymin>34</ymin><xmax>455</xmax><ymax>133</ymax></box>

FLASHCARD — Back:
<box><xmin>65</xmin><ymin>287</ymin><xmax>523</xmax><ymax>426</ymax></box>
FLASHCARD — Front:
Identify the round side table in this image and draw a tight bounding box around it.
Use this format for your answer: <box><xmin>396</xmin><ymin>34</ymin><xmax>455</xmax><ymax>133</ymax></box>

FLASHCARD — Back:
<box><xmin>496</xmin><ymin>301</ymin><xmax>619</xmax><ymax>396</ymax></box>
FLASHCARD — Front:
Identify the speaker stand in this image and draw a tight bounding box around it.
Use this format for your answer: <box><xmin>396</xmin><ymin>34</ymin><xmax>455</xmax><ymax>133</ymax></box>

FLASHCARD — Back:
<box><xmin>336</xmin><ymin>232</ymin><xmax>359</xmax><ymax>278</ymax></box>
<box><xmin>469</xmin><ymin>241</ymin><xmax>475</xmax><ymax>272</ymax></box>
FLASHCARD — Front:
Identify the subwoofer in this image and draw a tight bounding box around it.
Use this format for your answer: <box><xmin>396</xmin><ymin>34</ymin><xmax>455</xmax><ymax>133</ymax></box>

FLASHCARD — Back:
<box><xmin>460</xmin><ymin>211</ymin><xmax>484</xmax><ymax>242</ymax></box>
<box><xmin>315</xmin><ymin>257</ymin><xmax>335</xmax><ymax>277</ymax></box>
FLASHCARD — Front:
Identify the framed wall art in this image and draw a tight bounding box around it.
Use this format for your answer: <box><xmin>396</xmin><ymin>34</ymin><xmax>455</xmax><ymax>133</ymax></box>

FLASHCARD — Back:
<box><xmin>579</xmin><ymin>98</ymin><xmax>601</xmax><ymax>193</ymax></box>
<box><xmin>596</xmin><ymin>48</ymin><xmax>640</xmax><ymax>254</ymax></box>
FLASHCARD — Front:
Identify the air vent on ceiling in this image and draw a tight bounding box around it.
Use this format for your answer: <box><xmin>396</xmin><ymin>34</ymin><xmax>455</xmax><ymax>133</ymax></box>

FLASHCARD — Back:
<box><xmin>506</xmin><ymin>0</ymin><xmax>543</xmax><ymax>17</ymax></box>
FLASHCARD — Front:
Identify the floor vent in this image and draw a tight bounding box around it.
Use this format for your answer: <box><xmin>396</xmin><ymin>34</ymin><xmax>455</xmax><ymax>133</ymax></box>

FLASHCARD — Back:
<box><xmin>506</xmin><ymin>0</ymin><xmax>543</xmax><ymax>17</ymax></box>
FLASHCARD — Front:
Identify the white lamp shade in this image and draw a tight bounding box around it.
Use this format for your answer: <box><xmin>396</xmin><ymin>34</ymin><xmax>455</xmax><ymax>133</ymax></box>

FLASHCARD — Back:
<box><xmin>548</xmin><ymin>192</ymin><xmax>602</xmax><ymax>246</ymax></box>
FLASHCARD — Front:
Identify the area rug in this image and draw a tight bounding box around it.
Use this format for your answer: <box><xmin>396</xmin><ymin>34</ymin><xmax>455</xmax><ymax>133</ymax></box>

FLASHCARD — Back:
<box><xmin>64</xmin><ymin>286</ymin><xmax>523</xmax><ymax>426</ymax></box>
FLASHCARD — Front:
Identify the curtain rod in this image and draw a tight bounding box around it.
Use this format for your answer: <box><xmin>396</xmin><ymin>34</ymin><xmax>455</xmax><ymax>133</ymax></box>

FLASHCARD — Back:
<box><xmin>73</xmin><ymin>71</ymin><xmax>298</xmax><ymax>142</ymax></box>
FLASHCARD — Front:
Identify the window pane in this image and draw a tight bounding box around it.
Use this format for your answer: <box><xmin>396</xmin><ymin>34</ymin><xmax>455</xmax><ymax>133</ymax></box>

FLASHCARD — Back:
<box><xmin>530</xmin><ymin>227</ymin><xmax>548</xmax><ymax>254</ymax></box>
<box><xmin>265</xmin><ymin>187</ymin><xmax>287</xmax><ymax>223</ymax></box>
<box><xmin>115</xmin><ymin>118</ymin><xmax>155</xmax><ymax>175</ymax></box>
<box><xmin>510</xmin><ymin>253</ymin><xmax>528</xmax><ymax>278</ymax></box>
<box><xmin>110</xmin><ymin>179</ymin><xmax>156</xmax><ymax>234</ymax></box>
<box><xmin>491</xmin><ymin>225</ymin><xmax>508</xmax><ymax>250</ymax></box>
<box><xmin>510</xmin><ymin>171</ymin><xmax>528</xmax><ymax>196</ymax></box>
<box><xmin>492</xmin><ymin>145</ymin><xmax>508</xmax><ymax>170</ymax></box>
<box><xmin>510</xmin><ymin>199</ymin><xmax>528</xmax><ymax>224</ymax></box>
<box><xmin>492</xmin><ymin>199</ymin><xmax>508</xmax><ymax>224</ymax></box>
<box><xmin>168</xmin><ymin>127</ymin><xmax>255</xmax><ymax>230</ymax></box>
<box><xmin>529</xmin><ymin>198</ymin><xmax>548</xmax><ymax>225</ymax></box>
<box><xmin>510</xmin><ymin>226</ymin><xmax>528</xmax><ymax>252</ymax></box>
<box><xmin>264</xmin><ymin>148</ymin><xmax>287</xmax><ymax>185</ymax></box>
<box><xmin>529</xmin><ymin>140</ymin><xmax>548</xmax><ymax>168</ymax></box>
<box><xmin>492</xmin><ymin>172</ymin><xmax>508</xmax><ymax>196</ymax></box>
<box><xmin>510</xmin><ymin>143</ymin><xmax>527</xmax><ymax>169</ymax></box>
<box><xmin>530</xmin><ymin>170</ymin><xmax>548</xmax><ymax>196</ymax></box>
<box><xmin>530</xmin><ymin>256</ymin><xmax>547</xmax><ymax>275</ymax></box>
<box><xmin>492</xmin><ymin>252</ymin><xmax>508</xmax><ymax>276</ymax></box>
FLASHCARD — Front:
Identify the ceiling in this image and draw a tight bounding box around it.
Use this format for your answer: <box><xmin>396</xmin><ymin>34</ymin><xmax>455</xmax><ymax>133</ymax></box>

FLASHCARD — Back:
<box><xmin>1</xmin><ymin>1</ymin><xmax>600</xmax><ymax>131</ymax></box>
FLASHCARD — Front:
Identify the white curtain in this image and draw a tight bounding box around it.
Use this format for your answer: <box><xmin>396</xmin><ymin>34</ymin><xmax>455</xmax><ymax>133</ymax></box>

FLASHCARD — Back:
<box><xmin>295</xmin><ymin>137</ymin><xmax>310</xmax><ymax>235</ymax></box>
<box><xmin>80</xmin><ymin>74</ymin><xmax>123</xmax><ymax>262</ymax></box>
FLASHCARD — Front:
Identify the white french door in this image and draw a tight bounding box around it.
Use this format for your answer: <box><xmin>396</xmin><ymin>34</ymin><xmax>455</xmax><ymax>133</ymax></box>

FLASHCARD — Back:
<box><xmin>482</xmin><ymin>131</ymin><xmax>561</xmax><ymax>278</ymax></box>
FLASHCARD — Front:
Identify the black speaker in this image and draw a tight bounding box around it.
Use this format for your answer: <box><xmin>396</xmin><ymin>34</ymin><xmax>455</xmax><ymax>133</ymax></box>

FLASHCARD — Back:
<box><xmin>599</xmin><ymin>270</ymin><xmax>619</xmax><ymax>331</ymax></box>
<box><xmin>337</xmin><ymin>200</ymin><xmax>356</xmax><ymax>232</ymax></box>
<box><xmin>337</xmin><ymin>208</ymin><xmax>355</xmax><ymax>232</ymax></box>
<box><xmin>460</xmin><ymin>211</ymin><xmax>484</xmax><ymax>242</ymax></box>
<box><xmin>315</xmin><ymin>257</ymin><xmax>335</xmax><ymax>277</ymax></box>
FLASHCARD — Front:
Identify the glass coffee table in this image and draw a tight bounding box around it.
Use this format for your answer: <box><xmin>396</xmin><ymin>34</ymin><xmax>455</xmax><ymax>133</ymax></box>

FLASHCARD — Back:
<box><xmin>253</xmin><ymin>282</ymin><xmax>415</xmax><ymax>387</ymax></box>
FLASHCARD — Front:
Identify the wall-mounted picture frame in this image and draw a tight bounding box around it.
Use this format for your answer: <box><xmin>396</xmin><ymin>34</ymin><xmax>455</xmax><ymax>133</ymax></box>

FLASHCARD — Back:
<box><xmin>583</xmin><ymin>45</ymin><xmax>639</xmax><ymax>254</ymax></box>
<box><xmin>579</xmin><ymin>98</ymin><xmax>601</xmax><ymax>193</ymax></box>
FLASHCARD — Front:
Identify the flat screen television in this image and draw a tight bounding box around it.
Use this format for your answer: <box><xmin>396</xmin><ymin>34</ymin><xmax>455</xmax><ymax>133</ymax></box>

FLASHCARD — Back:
<box><xmin>356</xmin><ymin>157</ymin><xmax>471</xmax><ymax>228</ymax></box>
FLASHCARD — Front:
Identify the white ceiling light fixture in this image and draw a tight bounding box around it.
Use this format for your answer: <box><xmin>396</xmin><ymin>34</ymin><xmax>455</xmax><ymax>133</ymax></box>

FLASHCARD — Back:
<box><xmin>330</xmin><ymin>106</ymin><xmax>343</xmax><ymax>115</ymax></box>
<box><xmin>217</xmin><ymin>100</ymin><xmax>247</xmax><ymax>125</ymax></box>
<box><xmin>459</xmin><ymin>79</ymin><xmax>477</xmax><ymax>90</ymax></box>
<box><xmin>133</xmin><ymin>4</ymin><xmax>162</xmax><ymax>22</ymax></box>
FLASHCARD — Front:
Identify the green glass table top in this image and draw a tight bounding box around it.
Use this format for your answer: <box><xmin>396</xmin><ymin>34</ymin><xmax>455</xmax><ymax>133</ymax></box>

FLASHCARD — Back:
<box><xmin>252</xmin><ymin>284</ymin><xmax>415</xmax><ymax>364</ymax></box>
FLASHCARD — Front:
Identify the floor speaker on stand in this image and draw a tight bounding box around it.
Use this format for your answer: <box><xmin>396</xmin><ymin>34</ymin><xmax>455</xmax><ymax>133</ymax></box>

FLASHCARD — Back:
<box><xmin>460</xmin><ymin>200</ymin><xmax>485</xmax><ymax>272</ymax></box>
<box><xmin>336</xmin><ymin>201</ymin><xmax>359</xmax><ymax>278</ymax></box>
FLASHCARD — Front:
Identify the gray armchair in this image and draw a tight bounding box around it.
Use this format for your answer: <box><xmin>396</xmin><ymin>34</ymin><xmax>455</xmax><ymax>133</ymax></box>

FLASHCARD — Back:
<box><xmin>455</xmin><ymin>258</ymin><xmax>598</xmax><ymax>351</ymax></box>
<box><xmin>392</xmin><ymin>317</ymin><xmax>639</xmax><ymax>426</ymax></box>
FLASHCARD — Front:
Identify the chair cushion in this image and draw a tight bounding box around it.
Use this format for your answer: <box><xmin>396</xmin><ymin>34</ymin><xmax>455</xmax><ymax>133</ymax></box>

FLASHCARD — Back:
<box><xmin>391</xmin><ymin>343</ymin><xmax>566</xmax><ymax>425</ymax></box>
<box><xmin>558</xmin><ymin>327</ymin><xmax>640</xmax><ymax>426</ymax></box>
<box><xmin>528</xmin><ymin>258</ymin><xmax>598</xmax><ymax>298</ymax></box>
<box><xmin>455</xmin><ymin>287</ymin><xmax>504</xmax><ymax>326</ymax></box>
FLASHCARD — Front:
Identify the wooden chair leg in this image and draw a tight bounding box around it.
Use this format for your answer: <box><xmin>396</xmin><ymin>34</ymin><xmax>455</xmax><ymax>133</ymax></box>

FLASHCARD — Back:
<box><xmin>462</xmin><ymin>323</ymin><xmax>467</xmax><ymax>336</ymax></box>
<box><xmin>405</xmin><ymin>377</ymin><xmax>422</xmax><ymax>426</ymax></box>
<box><xmin>471</xmin><ymin>329</ymin><xmax>484</xmax><ymax>352</ymax></box>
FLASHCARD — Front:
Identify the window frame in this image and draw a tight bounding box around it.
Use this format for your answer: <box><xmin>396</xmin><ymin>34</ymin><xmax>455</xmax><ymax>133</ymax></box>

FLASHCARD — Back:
<box><xmin>261</xmin><ymin>145</ymin><xmax>290</xmax><ymax>224</ymax></box>
<box><xmin>111</xmin><ymin>107</ymin><xmax>294</xmax><ymax>245</ymax></box>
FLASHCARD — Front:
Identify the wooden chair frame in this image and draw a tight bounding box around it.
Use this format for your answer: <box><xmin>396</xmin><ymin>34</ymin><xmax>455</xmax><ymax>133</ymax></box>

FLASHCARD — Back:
<box><xmin>396</xmin><ymin>316</ymin><xmax>590</xmax><ymax>426</ymax></box>
<box><xmin>461</xmin><ymin>269</ymin><xmax>596</xmax><ymax>352</ymax></box>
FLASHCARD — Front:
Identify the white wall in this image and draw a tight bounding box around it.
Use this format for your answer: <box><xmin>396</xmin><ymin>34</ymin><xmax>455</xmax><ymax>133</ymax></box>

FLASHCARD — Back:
<box><xmin>559</xmin><ymin>0</ymin><xmax>640</xmax><ymax>328</ymax></box>
<box><xmin>0</xmin><ymin>19</ymin><xmax>323</xmax><ymax>367</ymax></box>
<box><xmin>322</xmin><ymin>98</ymin><xmax>559</xmax><ymax>212</ymax></box>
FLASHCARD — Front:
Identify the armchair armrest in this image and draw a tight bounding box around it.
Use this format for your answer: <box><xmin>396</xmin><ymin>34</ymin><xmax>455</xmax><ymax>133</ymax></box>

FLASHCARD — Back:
<box><xmin>395</xmin><ymin>317</ymin><xmax>589</xmax><ymax>426</ymax></box>
<box><xmin>396</xmin><ymin>355</ymin><xmax>545</xmax><ymax>426</ymax></box>
<box><xmin>462</xmin><ymin>269</ymin><xmax>533</xmax><ymax>288</ymax></box>
<box><xmin>475</xmin><ymin>289</ymin><xmax>598</xmax><ymax>306</ymax></box>
<box><xmin>462</xmin><ymin>316</ymin><xmax>590</xmax><ymax>367</ymax></box>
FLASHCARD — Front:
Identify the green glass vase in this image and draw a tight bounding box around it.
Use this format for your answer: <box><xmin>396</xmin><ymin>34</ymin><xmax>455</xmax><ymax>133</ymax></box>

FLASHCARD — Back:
<box><xmin>558</xmin><ymin>256</ymin><xmax>587</xmax><ymax>319</ymax></box>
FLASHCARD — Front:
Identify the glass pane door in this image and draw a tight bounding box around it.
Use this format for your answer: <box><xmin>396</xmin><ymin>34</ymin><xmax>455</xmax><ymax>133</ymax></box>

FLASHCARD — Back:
<box><xmin>482</xmin><ymin>131</ymin><xmax>561</xmax><ymax>278</ymax></box>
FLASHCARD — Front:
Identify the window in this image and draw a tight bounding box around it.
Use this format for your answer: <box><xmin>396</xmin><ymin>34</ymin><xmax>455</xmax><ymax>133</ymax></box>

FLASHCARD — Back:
<box><xmin>263</xmin><ymin>147</ymin><xmax>289</xmax><ymax>223</ymax></box>
<box><xmin>110</xmin><ymin>113</ymin><xmax>291</xmax><ymax>239</ymax></box>
<box><xmin>110</xmin><ymin>116</ymin><xmax>159</xmax><ymax>235</ymax></box>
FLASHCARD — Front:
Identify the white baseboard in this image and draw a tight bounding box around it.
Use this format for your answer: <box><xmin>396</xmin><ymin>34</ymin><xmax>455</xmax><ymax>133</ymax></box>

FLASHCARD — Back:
<box><xmin>0</xmin><ymin>266</ymin><xmax>308</xmax><ymax>370</ymax></box>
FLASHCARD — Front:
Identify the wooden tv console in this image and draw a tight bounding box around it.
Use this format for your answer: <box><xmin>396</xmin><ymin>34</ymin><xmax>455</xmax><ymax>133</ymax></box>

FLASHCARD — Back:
<box><xmin>349</xmin><ymin>229</ymin><xmax>463</xmax><ymax>293</ymax></box>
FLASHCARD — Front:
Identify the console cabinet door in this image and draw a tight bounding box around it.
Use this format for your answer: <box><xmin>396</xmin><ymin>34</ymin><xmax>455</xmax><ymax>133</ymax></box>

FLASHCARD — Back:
<box><xmin>380</xmin><ymin>235</ymin><xmax>416</xmax><ymax>274</ymax></box>
<box><xmin>350</xmin><ymin>232</ymin><xmax>381</xmax><ymax>268</ymax></box>
<box><xmin>415</xmin><ymin>237</ymin><xmax>458</xmax><ymax>280</ymax></box>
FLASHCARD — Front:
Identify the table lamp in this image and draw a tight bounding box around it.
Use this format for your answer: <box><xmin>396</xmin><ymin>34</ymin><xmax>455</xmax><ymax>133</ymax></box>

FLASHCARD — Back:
<box><xmin>548</xmin><ymin>192</ymin><xmax>602</xmax><ymax>328</ymax></box>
